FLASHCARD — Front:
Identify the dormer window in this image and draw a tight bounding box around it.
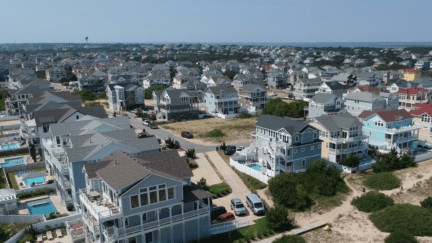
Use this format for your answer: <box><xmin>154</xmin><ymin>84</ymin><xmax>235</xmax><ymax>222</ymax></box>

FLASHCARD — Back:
<box><xmin>295</xmin><ymin>136</ymin><xmax>299</xmax><ymax>142</ymax></box>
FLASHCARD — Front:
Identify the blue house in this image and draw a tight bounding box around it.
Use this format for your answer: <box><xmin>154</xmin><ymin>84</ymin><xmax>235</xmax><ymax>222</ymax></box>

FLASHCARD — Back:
<box><xmin>358</xmin><ymin>109</ymin><xmax>421</xmax><ymax>153</ymax></box>
<box><xmin>415</xmin><ymin>59</ymin><xmax>431</xmax><ymax>71</ymax></box>
<box><xmin>204</xmin><ymin>86</ymin><xmax>241</xmax><ymax>118</ymax></box>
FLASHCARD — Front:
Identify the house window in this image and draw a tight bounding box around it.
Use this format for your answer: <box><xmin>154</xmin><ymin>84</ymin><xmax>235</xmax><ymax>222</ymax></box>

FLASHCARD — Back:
<box><xmin>158</xmin><ymin>185</ymin><xmax>167</xmax><ymax>202</ymax></box>
<box><xmin>314</xmin><ymin>133</ymin><xmax>317</xmax><ymax>139</ymax></box>
<box><xmin>294</xmin><ymin>149</ymin><xmax>297</xmax><ymax>153</ymax></box>
<box><xmin>168</xmin><ymin>187</ymin><xmax>175</xmax><ymax>200</ymax></box>
<box><xmin>302</xmin><ymin>160</ymin><xmax>306</xmax><ymax>167</ymax></box>
<box><xmin>140</xmin><ymin>189</ymin><xmax>148</xmax><ymax>206</ymax></box>
<box><xmin>142</xmin><ymin>213</ymin><xmax>147</xmax><ymax>222</ymax></box>
<box><xmin>130</xmin><ymin>195</ymin><xmax>139</xmax><ymax>209</ymax></box>
<box><xmin>301</xmin><ymin>148</ymin><xmax>305</xmax><ymax>152</ymax></box>
<box><xmin>311</xmin><ymin>146</ymin><xmax>314</xmax><ymax>150</ymax></box>
<box><xmin>318</xmin><ymin>145</ymin><xmax>321</xmax><ymax>149</ymax></box>
<box><xmin>295</xmin><ymin>136</ymin><xmax>299</xmax><ymax>142</ymax></box>
<box><xmin>149</xmin><ymin>187</ymin><xmax>157</xmax><ymax>204</ymax></box>
<box><xmin>76</xmin><ymin>115</ymin><xmax>79</xmax><ymax>120</ymax></box>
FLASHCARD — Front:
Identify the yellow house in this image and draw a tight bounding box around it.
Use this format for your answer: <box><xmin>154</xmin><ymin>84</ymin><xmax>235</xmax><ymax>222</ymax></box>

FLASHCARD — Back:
<box><xmin>399</xmin><ymin>69</ymin><xmax>421</xmax><ymax>81</ymax></box>
<box><xmin>309</xmin><ymin>113</ymin><xmax>368</xmax><ymax>163</ymax></box>
<box><xmin>409</xmin><ymin>104</ymin><xmax>432</xmax><ymax>143</ymax></box>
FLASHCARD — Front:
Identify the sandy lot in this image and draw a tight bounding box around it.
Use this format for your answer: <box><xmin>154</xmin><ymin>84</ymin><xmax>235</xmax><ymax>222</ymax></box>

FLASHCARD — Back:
<box><xmin>160</xmin><ymin>117</ymin><xmax>256</xmax><ymax>145</ymax></box>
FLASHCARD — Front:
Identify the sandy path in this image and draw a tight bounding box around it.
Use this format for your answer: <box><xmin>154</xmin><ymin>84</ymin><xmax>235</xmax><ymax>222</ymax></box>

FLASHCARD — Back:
<box><xmin>380</xmin><ymin>168</ymin><xmax>432</xmax><ymax>196</ymax></box>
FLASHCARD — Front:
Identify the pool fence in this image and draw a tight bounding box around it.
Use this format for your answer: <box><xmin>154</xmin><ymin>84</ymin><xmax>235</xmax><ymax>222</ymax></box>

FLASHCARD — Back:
<box><xmin>0</xmin><ymin>146</ymin><xmax>29</xmax><ymax>158</ymax></box>
<box><xmin>3</xmin><ymin>161</ymin><xmax>46</xmax><ymax>173</ymax></box>
<box><xmin>1</xmin><ymin>167</ymin><xmax>11</xmax><ymax>189</ymax></box>
<box><xmin>16</xmin><ymin>183</ymin><xmax>56</xmax><ymax>195</ymax></box>
<box><xmin>230</xmin><ymin>156</ymin><xmax>269</xmax><ymax>184</ymax></box>
<box><xmin>0</xmin><ymin>214</ymin><xmax>45</xmax><ymax>224</ymax></box>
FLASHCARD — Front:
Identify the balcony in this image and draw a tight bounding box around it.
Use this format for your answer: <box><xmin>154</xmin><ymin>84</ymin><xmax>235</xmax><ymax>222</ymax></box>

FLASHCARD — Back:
<box><xmin>395</xmin><ymin>135</ymin><xmax>418</xmax><ymax>144</ymax></box>
<box><xmin>66</xmin><ymin>218</ymin><xmax>86</xmax><ymax>242</ymax></box>
<box><xmin>19</xmin><ymin>128</ymin><xmax>38</xmax><ymax>139</ymax></box>
<box><xmin>55</xmin><ymin>174</ymin><xmax>71</xmax><ymax>189</ymax></box>
<box><xmin>105</xmin><ymin>207</ymin><xmax>209</xmax><ymax>239</ymax></box>
<box><xmin>79</xmin><ymin>189</ymin><xmax>121</xmax><ymax>220</ymax></box>
<box><xmin>385</xmin><ymin>124</ymin><xmax>421</xmax><ymax>134</ymax></box>
<box><xmin>329</xmin><ymin>144</ymin><xmax>368</xmax><ymax>155</ymax></box>
<box><xmin>215</xmin><ymin>97</ymin><xmax>240</xmax><ymax>103</ymax></box>
<box><xmin>329</xmin><ymin>135</ymin><xmax>369</xmax><ymax>144</ymax></box>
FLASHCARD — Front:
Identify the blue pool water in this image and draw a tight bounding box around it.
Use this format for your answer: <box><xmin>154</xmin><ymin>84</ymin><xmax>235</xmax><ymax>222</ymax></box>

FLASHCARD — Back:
<box><xmin>26</xmin><ymin>177</ymin><xmax>45</xmax><ymax>186</ymax></box>
<box><xmin>1</xmin><ymin>157</ymin><xmax>25</xmax><ymax>168</ymax></box>
<box><xmin>359</xmin><ymin>160</ymin><xmax>373</xmax><ymax>166</ymax></box>
<box><xmin>248</xmin><ymin>164</ymin><xmax>262</xmax><ymax>172</ymax></box>
<box><xmin>27</xmin><ymin>198</ymin><xmax>58</xmax><ymax>215</ymax></box>
<box><xmin>1</xmin><ymin>144</ymin><xmax>19</xmax><ymax>150</ymax></box>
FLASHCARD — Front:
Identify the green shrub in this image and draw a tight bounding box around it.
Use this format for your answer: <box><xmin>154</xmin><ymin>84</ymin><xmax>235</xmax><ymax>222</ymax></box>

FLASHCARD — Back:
<box><xmin>420</xmin><ymin>197</ymin><xmax>432</xmax><ymax>210</ymax></box>
<box><xmin>46</xmin><ymin>213</ymin><xmax>68</xmax><ymax>220</ymax></box>
<box><xmin>209</xmin><ymin>183</ymin><xmax>232</xmax><ymax>196</ymax></box>
<box><xmin>197</xmin><ymin>177</ymin><xmax>209</xmax><ymax>191</ymax></box>
<box><xmin>273</xmin><ymin>235</ymin><xmax>306</xmax><ymax>243</ymax></box>
<box><xmin>372</xmin><ymin>149</ymin><xmax>416</xmax><ymax>173</ymax></box>
<box><xmin>238</xmin><ymin>112</ymin><xmax>253</xmax><ymax>119</ymax></box>
<box><xmin>364</xmin><ymin>172</ymin><xmax>400</xmax><ymax>190</ymax></box>
<box><xmin>188</xmin><ymin>161</ymin><xmax>198</xmax><ymax>169</ymax></box>
<box><xmin>145</xmin><ymin>85</ymin><xmax>166</xmax><ymax>99</ymax></box>
<box><xmin>186</xmin><ymin>149</ymin><xmax>195</xmax><ymax>158</ymax></box>
<box><xmin>385</xmin><ymin>231</ymin><xmax>418</xmax><ymax>243</ymax></box>
<box><xmin>340</xmin><ymin>153</ymin><xmax>360</xmax><ymax>168</ymax></box>
<box><xmin>369</xmin><ymin>204</ymin><xmax>432</xmax><ymax>236</ymax></box>
<box><xmin>220</xmin><ymin>142</ymin><xmax>228</xmax><ymax>151</ymax></box>
<box><xmin>87</xmin><ymin>101</ymin><xmax>99</xmax><ymax>106</ymax></box>
<box><xmin>266</xmin><ymin>205</ymin><xmax>291</xmax><ymax>231</ymax></box>
<box><xmin>206</xmin><ymin>129</ymin><xmax>225</xmax><ymax>138</ymax></box>
<box><xmin>17</xmin><ymin>189</ymin><xmax>56</xmax><ymax>200</ymax></box>
<box><xmin>165</xmin><ymin>137</ymin><xmax>180</xmax><ymax>149</ymax></box>
<box><xmin>351</xmin><ymin>191</ymin><xmax>394</xmax><ymax>212</ymax></box>
<box><xmin>257</xmin><ymin>232</ymin><xmax>263</xmax><ymax>239</ymax></box>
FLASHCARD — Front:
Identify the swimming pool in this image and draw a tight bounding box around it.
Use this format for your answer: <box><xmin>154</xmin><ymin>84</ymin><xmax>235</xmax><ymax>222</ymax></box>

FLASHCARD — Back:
<box><xmin>26</xmin><ymin>177</ymin><xmax>45</xmax><ymax>186</ymax></box>
<box><xmin>27</xmin><ymin>198</ymin><xmax>58</xmax><ymax>215</ymax></box>
<box><xmin>1</xmin><ymin>157</ymin><xmax>25</xmax><ymax>168</ymax></box>
<box><xmin>248</xmin><ymin>164</ymin><xmax>262</xmax><ymax>172</ymax></box>
<box><xmin>359</xmin><ymin>160</ymin><xmax>373</xmax><ymax>166</ymax></box>
<box><xmin>1</xmin><ymin>144</ymin><xmax>19</xmax><ymax>150</ymax></box>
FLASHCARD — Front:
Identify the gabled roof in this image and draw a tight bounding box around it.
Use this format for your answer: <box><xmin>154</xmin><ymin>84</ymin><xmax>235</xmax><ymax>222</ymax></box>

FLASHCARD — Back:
<box><xmin>344</xmin><ymin>92</ymin><xmax>384</xmax><ymax>102</ymax></box>
<box><xmin>27</xmin><ymin>91</ymin><xmax>82</xmax><ymax>104</ymax></box>
<box><xmin>255</xmin><ymin>115</ymin><xmax>309</xmax><ymax>135</ymax></box>
<box><xmin>396</xmin><ymin>87</ymin><xmax>428</xmax><ymax>95</ymax></box>
<box><xmin>409</xmin><ymin>103</ymin><xmax>432</xmax><ymax>116</ymax></box>
<box><xmin>33</xmin><ymin>105</ymin><xmax>107</xmax><ymax>127</ymax></box>
<box><xmin>358</xmin><ymin>109</ymin><xmax>412</xmax><ymax>122</ymax></box>
<box><xmin>206</xmin><ymin>86</ymin><xmax>238</xmax><ymax>95</ymax></box>
<box><xmin>349</xmin><ymin>85</ymin><xmax>379</xmax><ymax>93</ymax></box>
<box><xmin>315</xmin><ymin>113</ymin><xmax>361</xmax><ymax>132</ymax></box>
<box><xmin>311</xmin><ymin>93</ymin><xmax>338</xmax><ymax>104</ymax></box>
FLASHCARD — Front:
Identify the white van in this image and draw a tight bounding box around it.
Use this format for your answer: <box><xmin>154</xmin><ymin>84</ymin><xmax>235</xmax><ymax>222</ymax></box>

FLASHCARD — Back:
<box><xmin>246</xmin><ymin>194</ymin><xmax>265</xmax><ymax>215</ymax></box>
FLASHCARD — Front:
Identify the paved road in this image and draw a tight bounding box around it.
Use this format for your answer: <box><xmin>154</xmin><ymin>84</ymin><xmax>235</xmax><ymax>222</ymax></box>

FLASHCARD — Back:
<box><xmin>127</xmin><ymin>113</ymin><xmax>250</xmax><ymax>153</ymax></box>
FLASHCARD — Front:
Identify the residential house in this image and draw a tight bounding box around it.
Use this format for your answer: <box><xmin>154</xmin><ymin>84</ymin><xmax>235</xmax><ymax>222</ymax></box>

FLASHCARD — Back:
<box><xmin>315</xmin><ymin>81</ymin><xmax>350</xmax><ymax>98</ymax></box>
<box><xmin>415</xmin><ymin>59</ymin><xmax>431</xmax><ymax>70</ymax></box>
<box><xmin>46</xmin><ymin>67</ymin><xmax>67</xmax><ymax>81</ymax></box>
<box><xmin>238</xmin><ymin>83</ymin><xmax>269</xmax><ymax>113</ymax></box>
<box><xmin>267</xmin><ymin>70</ymin><xmax>288</xmax><ymax>89</ymax></box>
<box><xmin>343</xmin><ymin>92</ymin><xmax>399</xmax><ymax>117</ymax></box>
<box><xmin>355</xmin><ymin>59</ymin><xmax>368</xmax><ymax>67</ymax></box>
<box><xmin>409</xmin><ymin>103</ymin><xmax>432</xmax><ymax>143</ymax></box>
<box><xmin>293</xmin><ymin>78</ymin><xmax>322</xmax><ymax>100</ymax></box>
<box><xmin>232</xmin><ymin>74</ymin><xmax>258</xmax><ymax>91</ymax></box>
<box><xmin>307</xmin><ymin>93</ymin><xmax>344</xmax><ymax>119</ymax></box>
<box><xmin>356</xmin><ymin>72</ymin><xmax>382</xmax><ymax>87</ymax></box>
<box><xmin>358</xmin><ymin>109</ymin><xmax>420</xmax><ymax>153</ymax></box>
<box><xmin>73</xmin><ymin>150</ymin><xmax>212</xmax><ymax>243</ymax></box>
<box><xmin>395</xmin><ymin>88</ymin><xmax>430</xmax><ymax>111</ymax></box>
<box><xmin>42</xmin><ymin>117</ymin><xmax>161</xmax><ymax>209</ymax></box>
<box><xmin>239</xmin><ymin>115</ymin><xmax>322</xmax><ymax>178</ymax></box>
<box><xmin>387</xmin><ymin>80</ymin><xmax>418</xmax><ymax>93</ymax></box>
<box><xmin>399</xmin><ymin>69</ymin><xmax>421</xmax><ymax>81</ymax></box>
<box><xmin>310</xmin><ymin>113</ymin><xmax>368</xmax><ymax>164</ymax></box>
<box><xmin>5</xmin><ymin>80</ymin><xmax>52</xmax><ymax>116</ymax></box>
<box><xmin>142</xmin><ymin>70</ymin><xmax>171</xmax><ymax>89</ymax></box>
<box><xmin>206</xmin><ymin>76</ymin><xmax>232</xmax><ymax>88</ymax></box>
<box><xmin>347</xmin><ymin>85</ymin><xmax>380</xmax><ymax>95</ymax></box>
<box><xmin>329</xmin><ymin>73</ymin><xmax>356</xmax><ymax>86</ymax></box>
<box><xmin>106</xmin><ymin>84</ymin><xmax>145</xmax><ymax>111</ymax></box>
<box><xmin>172</xmin><ymin>69</ymin><xmax>201</xmax><ymax>89</ymax></box>
<box><xmin>204</xmin><ymin>86</ymin><xmax>241</xmax><ymax>117</ymax></box>
<box><xmin>153</xmin><ymin>89</ymin><xmax>201</xmax><ymax>121</ymax></box>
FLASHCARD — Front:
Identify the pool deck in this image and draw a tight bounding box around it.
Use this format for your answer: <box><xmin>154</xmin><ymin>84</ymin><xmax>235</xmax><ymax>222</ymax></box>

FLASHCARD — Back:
<box><xmin>18</xmin><ymin>195</ymin><xmax>70</xmax><ymax>216</ymax></box>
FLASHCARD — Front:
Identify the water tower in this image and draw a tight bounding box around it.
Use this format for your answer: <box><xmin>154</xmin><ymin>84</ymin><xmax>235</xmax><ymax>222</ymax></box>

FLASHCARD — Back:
<box><xmin>85</xmin><ymin>36</ymin><xmax>89</xmax><ymax>48</ymax></box>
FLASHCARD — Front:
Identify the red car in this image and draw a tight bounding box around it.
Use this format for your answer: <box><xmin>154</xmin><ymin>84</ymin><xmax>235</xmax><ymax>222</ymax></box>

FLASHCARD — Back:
<box><xmin>181</xmin><ymin>131</ymin><xmax>193</xmax><ymax>138</ymax></box>
<box><xmin>211</xmin><ymin>212</ymin><xmax>236</xmax><ymax>224</ymax></box>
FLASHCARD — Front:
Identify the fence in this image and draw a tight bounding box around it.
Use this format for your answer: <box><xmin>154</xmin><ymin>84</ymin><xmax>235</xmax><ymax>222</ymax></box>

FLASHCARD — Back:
<box><xmin>0</xmin><ymin>124</ymin><xmax>21</xmax><ymax>131</ymax></box>
<box><xmin>0</xmin><ymin>116</ymin><xmax>19</xmax><ymax>122</ymax></box>
<box><xmin>414</xmin><ymin>152</ymin><xmax>432</xmax><ymax>163</ymax></box>
<box><xmin>0</xmin><ymin>147</ymin><xmax>29</xmax><ymax>158</ymax></box>
<box><xmin>1</xmin><ymin>167</ymin><xmax>11</xmax><ymax>189</ymax></box>
<box><xmin>0</xmin><ymin>214</ymin><xmax>45</xmax><ymax>224</ymax></box>
<box><xmin>210</xmin><ymin>219</ymin><xmax>250</xmax><ymax>235</ymax></box>
<box><xmin>230</xmin><ymin>157</ymin><xmax>269</xmax><ymax>184</ymax></box>
<box><xmin>3</xmin><ymin>161</ymin><xmax>46</xmax><ymax>173</ymax></box>
<box><xmin>31</xmin><ymin>214</ymin><xmax>82</xmax><ymax>232</ymax></box>
<box><xmin>5</xmin><ymin>226</ymin><xmax>29</xmax><ymax>243</ymax></box>
<box><xmin>16</xmin><ymin>183</ymin><xmax>56</xmax><ymax>195</ymax></box>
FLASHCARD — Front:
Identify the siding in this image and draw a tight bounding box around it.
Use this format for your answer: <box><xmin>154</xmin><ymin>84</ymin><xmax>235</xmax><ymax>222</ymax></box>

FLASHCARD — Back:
<box><xmin>184</xmin><ymin>219</ymin><xmax>198</xmax><ymax>242</ymax></box>
<box><xmin>173</xmin><ymin>223</ymin><xmax>184</xmax><ymax>243</ymax></box>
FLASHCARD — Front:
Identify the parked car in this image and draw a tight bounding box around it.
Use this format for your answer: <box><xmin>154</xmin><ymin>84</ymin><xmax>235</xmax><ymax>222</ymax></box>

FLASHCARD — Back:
<box><xmin>236</xmin><ymin>146</ymin><xmax>245</xmax><ymax>152</ymax></box>
<box><xmin>211</xmin><ymin>213</ymin><xmax>236</xmax><ymax>224</ymax></box>
<box><xmin>181</xmin><ymin>131</ymin><xmax>193</xmax><ymax>138</ymax></box>
<box><xmin>224</xmin><ymin>145</ymin><xmax>236</xmax><ymax>155</ymax></box>
<box><xmin>211</xmin><ymin>206</ymin><xmax>227</xmax><ymax>221</ymax></box>
<box><xmin>246</xmin><ymin>194</ymin><xmax>266</xmax><ymax>215</ymax></box>
<box><xmin>230</xmin><ymin>198</ymin><xmax>247</xmax><ymax>216</ymax></box>
<box><xmin>137</xmin><ymin>133</ymin><xmax>147</xmax><ymax>138</ymax></box>
<box><xmin>143</xmin><ymin>120</ymin><xmax>158</xmax><ymax>129</ymax></box>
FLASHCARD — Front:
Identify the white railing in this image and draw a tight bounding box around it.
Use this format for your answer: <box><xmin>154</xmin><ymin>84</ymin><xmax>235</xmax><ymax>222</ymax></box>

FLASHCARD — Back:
<box><xmin>210</xmin><ymin>219</ymin><xmax>250</xmax><ymax>235</ymax></box>
<box><xmin>230</xmin><ymin>157</ymin><xmax>269</xmax><ymax>184</ymax></box>
<box><xmin>329</xmin><ymin>135</ymin><xmax>369</xmax><ymax>143</ymax></box>
<box><xmin>385</xmin><ymin>124</ymin><xmax>421</xmax><ymax>134</ymax></box>
<box><xmin>329</xmin><ymin>144</ymin><xmax>368</xmax><ymax>154</ymax></box>
<box><xmin>79</xmin><ymin>189</ymin><xmax>121</xmax><ymax>220</ymax></box>
<box><xmin>395</xmin><ymin>135</ymin><xmax>418</xmax><ymax>144</ymax></box>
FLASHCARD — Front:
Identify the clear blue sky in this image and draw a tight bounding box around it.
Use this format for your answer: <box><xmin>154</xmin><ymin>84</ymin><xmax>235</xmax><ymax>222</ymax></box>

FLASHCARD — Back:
<box><xmin>1</xmin><ymin>0</ymin><xmax>430</xmax><ymax>44</ymax></box>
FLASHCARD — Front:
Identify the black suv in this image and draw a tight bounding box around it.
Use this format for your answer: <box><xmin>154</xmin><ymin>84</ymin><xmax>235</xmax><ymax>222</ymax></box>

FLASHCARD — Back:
<box><xmin>224</xmin><ymin>145</ymin><xmax>236</xmax><ymax>155</ymax></box>
<box><xmin>210</xmin><ymin>206</ymin><xmax>227</xmax><ymax>221</ymax></box>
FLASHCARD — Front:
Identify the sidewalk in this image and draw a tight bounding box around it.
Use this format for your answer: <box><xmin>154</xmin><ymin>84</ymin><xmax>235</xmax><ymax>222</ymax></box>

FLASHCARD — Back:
<box><xmin>191</xmin><ymin>153</ymin><xmax>222</xmax><ymax>186</ymax></box>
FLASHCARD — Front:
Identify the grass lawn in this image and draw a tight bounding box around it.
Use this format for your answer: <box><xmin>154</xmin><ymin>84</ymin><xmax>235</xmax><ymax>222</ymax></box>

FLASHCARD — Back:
<box><xmin>34</xmin><ymin>167</ymin><xmax>46</xmax><ymax>172</ymax></box>
<box><xmin>160</xmin><ymin>117</ymin><xmax>256</xmax><ymax>144</ymax></box>
<box><xmin>0</xmin><ymin>222</ymin><xmax>31</xmax><ymax>242</ymax></box>
<box><xmin>0</xmin><ymin>169</ymin><xmax>7</xmax><ymax>188</ymax></box>
<box><xmin>204</xmin><ymin>218</ymin><xmax>289</xmax><ymax>242</ymax></box>
<box><xmin>209</xmin><ymin>183</ymin><xmax>232</xmax><ymax>197</ymax></box>
<box><xmin>0</xmin><ymin>152</ymin><xmax>29</xmax><ymax>159</ymax></box>
<box><xmin>217</xmin><ymin>151</ymin><xmax>267</xmax><ymax>191</ymax></box>
<box><xmin>6</xmin><ymin>172</ymin><xmax>19</xmax><ymax>190</ymax></box>
<box><xmin>308</xmin><ymin>188</ymin><xmax>352</xmax><ymax>214</ymax></box>
<box><xmin>363</xmin><ymin>172</ymin><xmax>400</xmax><ymax>190</ymax></box>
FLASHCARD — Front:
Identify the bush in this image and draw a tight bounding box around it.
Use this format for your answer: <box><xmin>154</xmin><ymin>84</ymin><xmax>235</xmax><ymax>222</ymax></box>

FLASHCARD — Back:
<box><xmin>340</xmin><ymin>153</ymin><xmax>360</xmax><ymax>168</ymax></box>
<box><xmin>186</xmin><ymin>149</ymin><xmax>195</xmax><ymax>158</ymax></box>
<box><xmin>266</xmin><ymin>205</ymin><xmax>291</xmax><ymax>231</ymax></box>
<box><xmin>165</xmin><ymin>137</ymin><xmax>180</xmax><ymax>149</ymax></box>
<box><xmin>46</xmin><ymin>213</ymin><xmax>68</xmax><ymax>220</ymax></box>
<box><xmin>145</xmin><ymin>85</ymin><xmax>165</xmax><ymax>99</ymax></box>
<box><xmin>17</xmin><ymin>188</ymin><xmax>55</xmax><ymax>200</ymax></box>
<box><xmin>87</xmin><ymin>101</ymin><xmax>99</xmax><ymax>106</ymax></box>
<box><xmin>206</xmin><ymin>129</ymin><xmax>225</xmax><ymax>138</ymax></box>
<box><xmin>273</xmin><ymin>235</ymin><xmax>306</xmax><ymax>243</ymax></box>
<box><xmin>197</xmin><ymin>177</ymin><xmax>209</xmax><ymax>191</ymax></box>
<box><xmin>238</xmin><ymin>112</ymin><xmax>253</xmax><ymax>119</ymax></box>
<box><xmin>188</xmin><ymin>160</ymin><xmax>198</xmax><ymax>169</ymax></box>
<box><xmin>384</xmin><ymin>231</ymin><xmax>418</xmax><ymax>243</ymax></box>
<box><xmin>351</xmin><ymin>191</ymin><xmax>394</xmax><ymax>212</ymax></box>
<box><xmin>420</xmin><ymin>197</ymin><xmax>432</xmax><ymax>210</ymax></box>
<box><xmin>372</xmin><ymin>149</ymin><xmax>416</xmax><ymax>173</ymax></box>
<box><xmin>73</xmin><ymin>89</ymin><xmax>97</xmax><ymax>101</ymax></box>
<box><xmin>369</xmin><ymin>204</ymin><xmax>432</xmax><ymax>236</ymax></box>
<box><xmin>269</xmin><ymin>160</ymin><xmax>348</xmax><ymax>211</ymax></box>
<box><xmin>364</xmin><ymin>172</ymin><xmax>400</xmax><ymax>190</ymax></box>
<box><xmin>220</xmin><ymin>142</ymin><xmax>228</xmax><ymax>151</ymax></box>
<box><xmin>263</xmin><ymin>98</ymin><xmax>308</xmax><ymax>117</ymax></box>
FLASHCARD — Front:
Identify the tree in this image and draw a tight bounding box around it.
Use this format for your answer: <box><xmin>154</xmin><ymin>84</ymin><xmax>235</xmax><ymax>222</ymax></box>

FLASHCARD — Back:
<box><xmin>340</xmin><ymin>153</ymin><xmax>360</xmax><ymax>168</ymax></box>
<box><xmin>98</xmin><ymin>91</ymin><xmax>107</xmax><ymax>99</ymax></box>
<box><xmin>420</xmin><ymin>197</ymin><xmax>432</xmax><ymax>210</ymax></box>
<box><xmin>73</xmin><ymin>89</ymin><xmax>97</xmax><ymax>101</ymax></box>
<box><xmin>263</xmin><ymin>98</ymin><xmax>307</xmax><ymax>117</ymax></box>
<box><xmin>223</xmin><ymin>70</ymin><xmax>237</xmax><ymax>80</ymax></box>
<box><xmin>197</xmin><ymin>177</ymin><xmax>209</xmax><ymax>191</ymax></box>
<box><xmin>145</xmin><ymin>85</ymin><xmax>166</xmax><ymax>99</ymax></box>
<box><xmin>266</xmin><ymin>204</ymin><xmax>291</xmax><ymax>231</ymax></box>
<box><xmin>372</xmin><ymin>149</ymin><xmax>416</xmax><ymax>173</ymax></box>
<box><xmin>0</xmin><ymin>89</ymin><xmax>9</xmax><ymax>110</ymax></box>
<box><xmin>35</xmin><ymin>70</ymin><xmax>46</xmax><ymax>79</ymax></box>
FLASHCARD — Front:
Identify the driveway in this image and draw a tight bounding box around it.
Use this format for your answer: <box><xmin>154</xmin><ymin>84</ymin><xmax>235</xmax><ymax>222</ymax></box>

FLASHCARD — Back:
<box><xmin>50</xmin><ymin>82</ymin><xmax>70</xmax><ymax>92</ymax></box>
<box><xmin>128</xmin><ymin>113</ymin><xmax>250</xmax><ymax>153</ymax></box>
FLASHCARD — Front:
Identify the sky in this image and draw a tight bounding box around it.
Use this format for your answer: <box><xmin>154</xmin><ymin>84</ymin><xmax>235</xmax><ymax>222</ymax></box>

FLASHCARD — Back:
<box><xmin>0</xmin><ymin>0</ymin><xmax>431</xmax><ymax>44</ymax></box>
